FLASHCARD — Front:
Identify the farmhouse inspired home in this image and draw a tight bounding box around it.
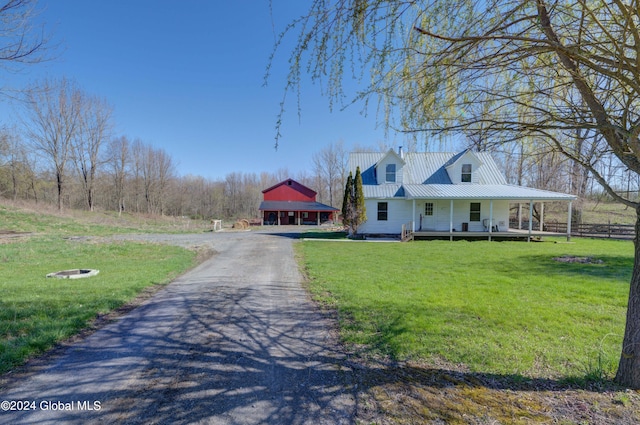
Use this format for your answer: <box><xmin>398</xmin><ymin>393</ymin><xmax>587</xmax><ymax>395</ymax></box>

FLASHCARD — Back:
<box><xmin>350</xmin><ymin>148</ymin><xmax>576</xmax><ymax>240</ymax></box>
<box><xmin>259</xmin><ymin>178</ymin><xmax>339</xmax><ymax>225</ymax></box>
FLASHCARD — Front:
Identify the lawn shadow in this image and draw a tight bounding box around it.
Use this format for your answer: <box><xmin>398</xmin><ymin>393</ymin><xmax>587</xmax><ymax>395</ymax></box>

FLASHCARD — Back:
<box><xmin>255</xmin><ymin>226</ymin><xmax>347</xmax><ymax>241</ymax></box>
<box><xmin>511</xmin><ymin>253</ymin><xmax>633</xmax><ymax>282</ymax></box>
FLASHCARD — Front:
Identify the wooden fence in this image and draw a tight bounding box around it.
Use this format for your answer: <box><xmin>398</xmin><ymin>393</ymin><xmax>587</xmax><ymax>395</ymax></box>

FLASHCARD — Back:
<box><xmin>511</xmin><ymin>220</ymin><xmax>634</xmax><ymax>239</ymax></box>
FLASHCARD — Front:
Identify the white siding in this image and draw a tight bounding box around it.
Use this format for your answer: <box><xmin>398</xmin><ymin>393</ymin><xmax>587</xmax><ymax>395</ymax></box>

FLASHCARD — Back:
<box><xmin>360</xmin><ymin>199</ymin><xmax>511</xmax><ymax>234</ymax></box>
<box><xmin>359</xmin><ymin>199</ymin><xmax>412</xmax><ymax>234</ymax></box>
<box><xmin>435</xmin><ymin>200</ymin><xmax>510</xmax><ymax>232</ymax></box>
<box><xmin>446</xmin><ymin>151</ymin><xmax>482</xmax><ymax>184</ymax></box>
<box><xmin>375</xmin><ymin>155</ymin><xmax>404</xmax><ymax>185</ymax></box>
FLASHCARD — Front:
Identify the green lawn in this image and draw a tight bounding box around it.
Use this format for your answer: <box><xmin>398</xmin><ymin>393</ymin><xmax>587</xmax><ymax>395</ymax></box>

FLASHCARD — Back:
<box><xmin>298</xmin><ymin>237</ymin><xmax>633</xmax><ymax>381</ymax></box>
<box><xmin>0</xmin><ymin>236</ymin><xmax>197</xmax><ymax>374</ymax></box>
<box><xmin>0</xmin><ymin>203</ymin><xmax>202</xmax><ymax>374</ymax></box>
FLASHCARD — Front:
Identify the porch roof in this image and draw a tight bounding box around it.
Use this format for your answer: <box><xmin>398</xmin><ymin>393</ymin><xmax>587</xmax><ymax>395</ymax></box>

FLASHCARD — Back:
<box><xmin>363</xmin><ymin>184</ymin><xmax>576</xmax><ymax>201</ymax></box>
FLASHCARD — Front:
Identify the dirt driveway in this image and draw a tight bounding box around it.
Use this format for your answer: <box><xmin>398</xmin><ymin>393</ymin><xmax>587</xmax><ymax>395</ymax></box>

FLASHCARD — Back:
<box><xmin>0</xmin><ymin>228</ymin><xmax>356</xmax><ymax>424</ymax></box>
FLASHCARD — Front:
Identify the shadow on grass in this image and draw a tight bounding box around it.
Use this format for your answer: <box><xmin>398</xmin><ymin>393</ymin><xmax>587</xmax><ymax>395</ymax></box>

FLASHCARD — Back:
<box><xmin>508</xmin><ymin>254</ymin><xmax>633</xmax><ymax>282</ymax></box>
<box><xmin>255</xmin><ymin>227</ymin><xmax>347</xmax><ymax>240</ymax></box>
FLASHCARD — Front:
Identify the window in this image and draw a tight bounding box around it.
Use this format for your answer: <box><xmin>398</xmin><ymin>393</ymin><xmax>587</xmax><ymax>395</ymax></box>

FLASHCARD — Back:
<box><xmin>461</xmin><ymin>164</ymin><xmax>472</xmax><ymax>183</ymax></box>
<box><xmin>302</xmin><ymin>212</ymin><xmax>309</xmax><ymax>218</ymax></box>
<box><xmin>470</xmin><ymin>203</ymin><xmax>481</xmax><ymax>221</ymax></box>
<box><xmin>385</xmin><ymin>164</ymin><xmax>396</xmax><ymax>183</ymax></box>
<box><xmin>424</xmin><ymin>202</ymin><xmax>434</xmax><ymax>216</ymax></box>
<box><xmin>377</xmin><ymin>202</ymin><xmax>388</xmax><ymax>221</ymax></box>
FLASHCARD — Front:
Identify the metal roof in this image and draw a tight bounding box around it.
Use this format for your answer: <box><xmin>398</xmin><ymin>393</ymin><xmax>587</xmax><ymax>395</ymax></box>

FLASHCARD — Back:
<box><xmin>259</xmin><ymin>201</ymin><xmax>339</xmax><ymax>211</ymax></box>
<box><xmin>350</xmin><ymin>151</ymin><xmax>508</xmax><ymax>185</ymax></box>
<box><xmin>404</xmin><ymin>184</ymin><xmax>576</xmax><ymax>200</ymax></box>
<box><xmin>349</xmin><ymin>151</ymin><xmax>575</xmax><ymax>201</ymax></box>
<box><xmin>362</xmin><ymin>184</ymin><xmax>405</xmax><ymax>199</ymax></box>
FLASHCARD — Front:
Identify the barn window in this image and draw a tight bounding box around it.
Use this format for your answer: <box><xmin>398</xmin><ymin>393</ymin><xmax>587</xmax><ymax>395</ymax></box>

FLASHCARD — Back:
<box><xmin>424</xmin><ymin>202</ymin><xmax>434</xmax><ymax>216</ymax></box>
<box><xmin>302</xmin><ymin>212</ymin><xmax>309</xmax><ymax>218</ymax></box>
<box><xmin>385</xmin><ymin>164</ymin><xmax>396</xmax><ymax>183</ymax></box>
<box><xmin>461</xmin><ymin>164</ymin><xmax>472</xmax><ymax>182</ymax></box>
<box><xmin>470</xmin><ymin>203</ymin><xmax>481</xmax><ymax>221</ymax></box>
<box><xmin>377</xmin><ymin>202</ymin><xmax>388</xmax><ymax>221</ymax></box>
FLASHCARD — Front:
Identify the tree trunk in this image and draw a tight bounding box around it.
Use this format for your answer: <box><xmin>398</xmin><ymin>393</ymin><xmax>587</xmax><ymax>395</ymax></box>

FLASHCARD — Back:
<box><xmin>56</xmin><ymin>170</ymin><xmax>64</xmax><ymax>211</ymax></box>
<box><xmin>615</xmin><ymin>206</ymin><xmax>640</xmax><ymax>388</ymax></box>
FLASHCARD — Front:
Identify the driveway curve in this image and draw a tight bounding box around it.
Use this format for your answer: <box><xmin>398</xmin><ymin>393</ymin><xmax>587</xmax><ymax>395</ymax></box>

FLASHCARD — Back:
<box><xmin>0</xmin><ymin>228</ymin><xmax>356</xmax><ymax>424</ymax></box>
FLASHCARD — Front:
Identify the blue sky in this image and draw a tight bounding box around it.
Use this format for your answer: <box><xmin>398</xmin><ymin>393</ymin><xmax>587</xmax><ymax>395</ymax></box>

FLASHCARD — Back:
<box><xmin>0</xmin><ymin>0</ymin><xmax>423</xmax><ymax>180</ymax></box>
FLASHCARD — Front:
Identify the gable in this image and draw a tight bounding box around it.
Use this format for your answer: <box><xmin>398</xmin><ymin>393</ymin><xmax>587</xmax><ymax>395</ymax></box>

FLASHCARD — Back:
<box><xmin>375</xmin><ymin>149</ymin><xmax>405</xmax><ymax>185</ymax></box>
<box><xmin>445</xmin><ymin>150</ymin><xmax>483</xmax><ymax>184</ymax></box>
<box><xmin>349</xmin><ymin>150</ymin><xmax>508</xmax><ymax>189</ymax></box>
<box><xmin>262</xmin><ymin>179</ymin><xmax>317</xmax><ymax>202</ymax></box>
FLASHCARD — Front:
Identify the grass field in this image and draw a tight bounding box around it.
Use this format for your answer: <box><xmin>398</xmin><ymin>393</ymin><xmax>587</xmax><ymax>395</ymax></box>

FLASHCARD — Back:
<box><xmin>298</xmin><ymin>237</ymin><xmax>633</xmax><ymax>382</ymax></box>
<box><xmin>0</xmin><ymin>203</ymin><xmax>201</xmax><ymax>374</ymax></box>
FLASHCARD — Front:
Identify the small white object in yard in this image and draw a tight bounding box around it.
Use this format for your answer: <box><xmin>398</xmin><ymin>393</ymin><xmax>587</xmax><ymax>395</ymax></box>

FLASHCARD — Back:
<box><xmin>46</xmin><ymin>269</ymin><xmax>100</xmax><ymax>279</ymax></box>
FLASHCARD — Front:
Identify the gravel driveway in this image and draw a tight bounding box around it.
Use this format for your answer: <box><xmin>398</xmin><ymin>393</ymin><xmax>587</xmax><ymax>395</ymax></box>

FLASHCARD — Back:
<box><xmin>0</xmin><ymin>228</ymin><xmax>356</xmax><ymax>424</ymax></box>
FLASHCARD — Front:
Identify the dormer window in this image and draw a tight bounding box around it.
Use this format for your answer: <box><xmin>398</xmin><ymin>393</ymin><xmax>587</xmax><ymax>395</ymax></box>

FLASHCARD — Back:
<box><xmin>461</xmin><ymin>164</ymin><xmax>472</xmax><ymax>183</ymax></box>
<box><xmin>386</xmin><ymin>164</ymin><xmax>396</xmax><ymax>183</ymax></box>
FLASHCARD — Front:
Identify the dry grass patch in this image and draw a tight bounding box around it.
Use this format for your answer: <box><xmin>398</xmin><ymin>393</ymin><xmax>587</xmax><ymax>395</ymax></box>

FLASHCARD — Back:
<box><xmin>353</xmin><ymin>359</ymin><xmax>640</xmax><ymax>424</ymax></box>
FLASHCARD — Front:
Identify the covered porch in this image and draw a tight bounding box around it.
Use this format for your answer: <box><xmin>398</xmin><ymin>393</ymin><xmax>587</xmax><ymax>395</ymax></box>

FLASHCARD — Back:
<box><xmin>259</xmin><ymin>200</ymin><xmax>339</xmax><ymax>226</ymax></box>
<box><xmin>405</xmin><ymin>228</ymin><xmax>572</xmax><ymax>242</ymax></box>
<box><xmin>403</xmin><ymin>195</ymin><xmax>576</xmax><ymax>242</ymax></box>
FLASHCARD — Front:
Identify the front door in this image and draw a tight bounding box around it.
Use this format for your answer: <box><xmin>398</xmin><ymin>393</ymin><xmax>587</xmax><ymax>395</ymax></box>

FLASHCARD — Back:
<box><xmin>422</xmin><ymin>201</ymin><xmax>436</xmax><ymax>230</ymax></box>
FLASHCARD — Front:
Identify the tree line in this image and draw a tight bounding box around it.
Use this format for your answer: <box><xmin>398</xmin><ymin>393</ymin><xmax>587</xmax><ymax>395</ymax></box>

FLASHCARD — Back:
<box><xmin>1</xmin><ymin>80</ymin><xmax>631</xmax><ymax>222</ymax></box>
<box><xmin>0</xmin><ymin>79</ymin><xmax>350</xmax><ymax>220</ymax></box>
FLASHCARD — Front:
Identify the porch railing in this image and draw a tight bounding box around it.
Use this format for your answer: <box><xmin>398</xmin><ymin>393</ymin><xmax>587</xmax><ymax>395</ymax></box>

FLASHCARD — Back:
<box><xmin>401</xmin><ymin>221</ymin><xmax>414</xmax><ymax>242</ymax></box>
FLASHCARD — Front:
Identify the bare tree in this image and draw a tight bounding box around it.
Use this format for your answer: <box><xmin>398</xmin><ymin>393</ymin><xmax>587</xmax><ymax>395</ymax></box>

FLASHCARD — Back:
<box><xmin>139</xmin><ymin>143</ymin><xmax>175</xmax><ymax>215</ymax></box>
<box><xmin>278</xmin><ymin>0</ymin><xmax>640</xmax><ymax>387</ymax></box>
<box><xmin>72</xmin><ymin>94</ymin><xmax>113</xmax><ymax>211</ymax></box>
<box><xmin>23</xmin><ymin>78</ymin><xmax>82</xmax><ymax>210</ymax></box>
<box><xmin>312</xmin><ymin>140</ymin><xmax>347</xmax><ymax>207</ymax></box>
<box><xmin>0</xmin><ymin>1</ymin><xmax>49</xmax><ymax>78</ymax></box>
<box><xmin>107</xmin><ymin>136</ymin><xmax>130</xmax><ymax>216</ymax></box>
<box><xmin>0</xmin><ymin>128</ymin><xmax>34</xmax><ymax>200</ymax></box>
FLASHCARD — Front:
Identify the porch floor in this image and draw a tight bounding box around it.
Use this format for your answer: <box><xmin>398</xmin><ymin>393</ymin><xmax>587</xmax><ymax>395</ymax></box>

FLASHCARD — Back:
<box><xmin>409</xmin><ymin>228</ymin><xmax>570</xmax><ymax>241</ymax></box>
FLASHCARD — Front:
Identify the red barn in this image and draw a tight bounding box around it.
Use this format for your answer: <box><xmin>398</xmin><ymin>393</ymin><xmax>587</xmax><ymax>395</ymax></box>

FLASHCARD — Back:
<box><xmin>259</xmin><ymin>179</ymin><xmax>339</xmax><ymax>225</ymax></box>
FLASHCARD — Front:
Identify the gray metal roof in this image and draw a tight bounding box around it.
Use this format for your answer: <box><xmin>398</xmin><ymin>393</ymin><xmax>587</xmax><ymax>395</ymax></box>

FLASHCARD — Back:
<box><xmin>362</xmin><ymin>184</ymin><xmax>405</xmax><ymax>199</ymax></box>
<box><xmin>404</xmin><ymin>184</ymin><xmax>576</xmax><ymax>200</ymax></box>
<box><xmin>350</xmin><ymin>151</ymin><xmax>575</xmax><ymax>201</ymax></box>
<box><xmin>350</xmin><ymin>151</ymin><xmax>508</xmax><ymax>185</ymax></box>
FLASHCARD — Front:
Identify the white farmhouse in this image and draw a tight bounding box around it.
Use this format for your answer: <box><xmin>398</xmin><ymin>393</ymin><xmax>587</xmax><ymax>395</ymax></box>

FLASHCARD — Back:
<box><xmin>349</xmin><ymin>148</ymin><xmax>576</xmax><ymax>240</ymax></box>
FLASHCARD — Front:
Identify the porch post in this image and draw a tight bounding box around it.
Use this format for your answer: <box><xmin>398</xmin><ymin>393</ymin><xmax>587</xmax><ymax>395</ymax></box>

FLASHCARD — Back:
<box><xmin>528</xmin><ymin>201</ymin><xmax>533</xmax><ymax>242</ymax></box>
<box><xmin>489</xmin><ymin>199</ymin><xmax>493</xmax><ymax>242</ymax></box>
<box><xmin>317</xmin><ymin>211</ymin><xmax>320</xmax><ymax>226</ymax></box>
<box><xmin>449</xmin><ymin>199</ymin><xmax>454</xmax><ymax>241</ymax></box>
<box><xmin>540</xmin><ymin>202</ymin><xmax>545</xmax><ymax>231</ymax></box>
<box><xmin>518</xmin><ymin>203</ymin><xmax>523</xmax><ymax>229</ymax></box>
<box><xmin>412</xmin><ymin>199</ymin><xmax>416</xmax><ymax>232</ymax></box>
<box><xmin>567</xmin><ymin>200</ymin><xmax>572</xmax><ymax>242</ymax></box>
<box><xmin>297</xmin><ymin>211</ymin><xmax>300</xmax><ymax>225</ymax></box>
<box><xmin>278</xmin><ymin>211</ymin><xmax>281</xmax><ymax>226</ymax></box>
